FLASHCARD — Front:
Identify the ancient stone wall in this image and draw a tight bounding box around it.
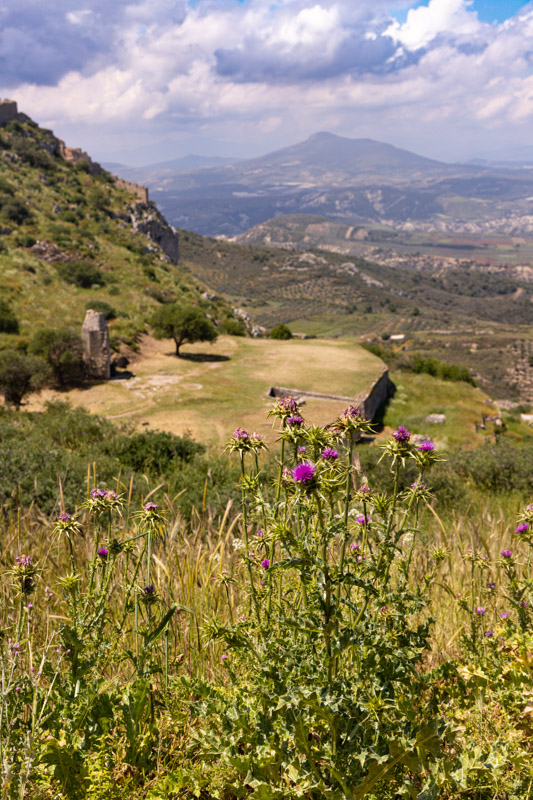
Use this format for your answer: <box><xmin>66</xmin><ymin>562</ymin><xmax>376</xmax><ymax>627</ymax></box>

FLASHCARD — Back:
<box><xmin>58</xmin><ymin>142</ymin><xmax>103</xmax><ymax>176</ymax></box>
<box><xmin>113</xmin><ymin>177</ymin><xmax>149</xmax><ymax>203</ymax></box>
<box><xmin>268</xmin><ymin>367</ymin><xmax>394</xmax><ymax>423</ymax></box>
<box><xmin>0</xmin><ymin>99</ymin><xmax>19</xmax><ymax>124</ymax></box>
<box><xmin>81</xmin><ymin>310</ymin><xmax>111</xmax><ymax>380</ymax></box>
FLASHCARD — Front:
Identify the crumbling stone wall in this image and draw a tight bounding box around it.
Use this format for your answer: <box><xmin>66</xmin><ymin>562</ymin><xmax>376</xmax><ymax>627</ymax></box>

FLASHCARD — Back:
<box><xmin>114</xmin><ymin>177</ymin><xmax>149</xmax><ymax>203</ymax></box>
<box><xmin>58</xmin><ymin>142</ymin><xmax>103</xmax><ymax>176</ymax></box>
<box><xmin>82</xmin><ymin>310</ymin><xmax>111</xmax><ymax>380</ymax></box>
<box><xmin>0</xmin><ymin>99</ymin><xmax>20</xmax><ymax>124</ymax></box>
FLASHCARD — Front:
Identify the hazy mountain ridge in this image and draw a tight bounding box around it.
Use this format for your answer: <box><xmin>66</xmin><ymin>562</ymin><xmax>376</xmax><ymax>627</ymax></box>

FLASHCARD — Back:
<box><xmin>114</xmin><ymin>133</ymin><xmax>533</xmax><ymax>237</ymax></box>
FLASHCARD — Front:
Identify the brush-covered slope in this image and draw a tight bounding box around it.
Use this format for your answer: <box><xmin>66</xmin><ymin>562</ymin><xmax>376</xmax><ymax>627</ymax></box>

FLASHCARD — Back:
<box><xmin>0</xmin><ymin>116</ymin><xmax>239</xmax><ymax>350</ymax></box>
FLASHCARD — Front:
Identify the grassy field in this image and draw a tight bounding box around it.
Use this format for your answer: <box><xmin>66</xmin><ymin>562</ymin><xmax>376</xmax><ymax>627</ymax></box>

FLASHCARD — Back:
<box><xmin>30</xmin><ymin>334</ymin><xmax>385</xmax><ymax>444</ymax></box>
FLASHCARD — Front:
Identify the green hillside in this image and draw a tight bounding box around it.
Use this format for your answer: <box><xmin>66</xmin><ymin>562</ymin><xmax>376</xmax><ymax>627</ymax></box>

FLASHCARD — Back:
<box><xmin>0</xmin><ymin>117</ymin><xmax>238</xmax><ymax>350</ymax></box>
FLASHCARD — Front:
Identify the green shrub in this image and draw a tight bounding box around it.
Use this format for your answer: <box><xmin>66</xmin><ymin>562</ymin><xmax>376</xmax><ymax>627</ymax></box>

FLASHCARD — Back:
<box><xmin>219</xmin><ymin>317</ymin><xmax>246</xmax><ymax>336</ymax></box>
<box><xmin>0</xmin><ymin>349</ymin><xmax>51</xmax><ymax>408</ymax></box>
<box><xmin>0</xmin><ymin>300</ymin><xmax>19</xmax><ymax>334</ymax></box>
<box><xmin>1</xmin><ymin>197</ymin><xmax>31</xmax><ymax>224</ymax></box>
<box><xmin>409</xmin><ymin>354</ymin><xmax>476</xmax><ymax>385</ymax></box>
<box><xmin>56</xmin><ymin>260</ymin><xmax>104</xmax><ymax>288</ymax></box>
<box><xmin>111</xmin><ymin>430</ymin><xmax>204</xmax><ymax>473</ymax></box>
<box><xmin>84</xmin><ymin>300</ymin><xmax>116</xmax><ymax>320</ymax></box>
<box><xmin>269</xmin><ymin>323</ymin><xmax>292</xmax><ymax>340</ymax></box>
<box><xmin>150</xmin><ymin>303</ymin><xmax>218</xmax><ymax>356</ymax></box>
<box><xmin>29</xmin><ymin>328</ymin><xmax>86</xmax><ymax>387</ymax></box>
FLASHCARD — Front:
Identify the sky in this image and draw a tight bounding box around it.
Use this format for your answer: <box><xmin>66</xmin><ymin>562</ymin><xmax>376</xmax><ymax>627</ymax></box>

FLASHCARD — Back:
<box><xmin>1</xmin><ymin>0</ymin><xmax>533</xmax><ymax>165</ymax></box>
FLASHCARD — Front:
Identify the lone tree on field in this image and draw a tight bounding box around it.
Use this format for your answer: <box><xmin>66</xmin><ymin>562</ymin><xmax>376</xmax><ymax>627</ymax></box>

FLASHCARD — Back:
<box><xmin>0</xmin><ymin>349</ymin><xmax>51</xmax><ymax>409</ymax></box>
<box><xmin>150</xmin><ymin>303</ymin><xmax>218</xmax><ymax>357</ymax></box>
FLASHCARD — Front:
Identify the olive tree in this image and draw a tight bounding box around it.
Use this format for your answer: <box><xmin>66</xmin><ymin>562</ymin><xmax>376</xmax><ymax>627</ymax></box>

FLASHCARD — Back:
<box><xmin>150</xmin><ymin>303</ymin><xmax>218</xmax><ymax>357</ymax></box>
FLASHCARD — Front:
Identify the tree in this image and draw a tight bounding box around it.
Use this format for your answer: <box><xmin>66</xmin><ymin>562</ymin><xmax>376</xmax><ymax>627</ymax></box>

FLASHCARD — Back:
<box><xmin>0</xmin><ymin>350</ymin><xmax>51</xmax><ymax>409</ymax></box>
<box><xmin>269</xmin><ymin>323</ymin><xmax>292</xmax><ymax>340</ymax></box>
<box><xmin>29</xmin><ymin>328</ymin><xmax>86</xmax><ymax>388</ymax></box>
<box><xmin>0</xmin><ymin>299</ymin><xmax>19</xmax><ymax>334</ymax></box>
<box><xmin>150</xmin><ymin>304</ymin><xmax>218</xmax><ymax>356</ymax></box>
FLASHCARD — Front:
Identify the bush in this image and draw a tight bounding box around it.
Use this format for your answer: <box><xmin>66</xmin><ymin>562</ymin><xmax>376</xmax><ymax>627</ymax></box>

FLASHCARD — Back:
<box><xmin>84</xmin><ymin>300</ymin><xmax>116</xmax><ymax>320</ymax></box>
<box><xmin>29</xmin><ymin>328</ymin><xmax>86</xmax><ymax>388</ymax></box>
<box><xmin>0</xmin><ymin>300</ymin><xmax>19</xmax><ymax>334</ymax></box>
<box><xmin>0</xmin><ymin>349</ymin><xmax>51</xmax><ymax>408</ymax></box>
<box><xmin>219</xmin><ymin>317</ymin><xmax>246</xmax><ymax>336</ymax></box>
<box><xmin>111</xmin><ymin>430</ymin><xmax>204</xmax><ymax>473</ymax></box>
<box><xmin>1</xmin><ymin>197</ymin><xmax>31</xmax><ymax>224</ymax></box>
<box><xmin>408</xmin><ymin>354</ymin><xmax>476</xmax><ymax>385</ymax></box>
<box><xmin>56</xmin><ymin>261</ymin><xmax>104</xmax><ymax>288</ymax></box>
<box><xmin>269</xmin><ymin>323</ymin><xmax>292</xmax><ymax>340</ymax></box>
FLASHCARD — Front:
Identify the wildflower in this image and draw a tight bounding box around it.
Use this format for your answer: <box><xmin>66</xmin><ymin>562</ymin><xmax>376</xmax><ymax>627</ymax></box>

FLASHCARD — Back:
<box><xmin>476</xmin><ymin>606</ymin><xmax>485</xmax><ymax>615</ymax></box>
<box><xmin>97</xmin><ymin>548</ymin><xmax>108</xmax><ymax>559</ymax></box>
<box><xmin>344</xmin><ymin>405</ymin><xmax>361</xmax><ymax>419</ymax></box>
<box><xmin>417</xmin><ymin>440</ymin><xmax>434</xmax><ymax>451</ymax></box>
<box><xmin>486</xmin><ymin>581</ymin><xmax>496</xmax><ymax>589</ymax></box>
<box><xmin>484</xmin><ymin>630</ymin><xmax>494</xmax><ymax>638</ymax></box>
<box><xmin>501</xmin><ymin>549</ymin><xmax>513</xmax><ymax>558</ymax></box>
<box><xmin>393</xmin><ymin>426</ymin><xmax>411</xmax><ymax>442</ymax></box>
<box><xmin>139</xmin><ymin>584</ymin><xmax>158</xmax><ymax>604</ymax></box>
<box><xmin>357</xmin><ymin>555</ymin><xmax>366</xmax><ymax>562</ymax></box>
<box><xmin>15</xmin><ymin>555</ymin><xmax>33</xmax><ymax>567</ymax></box>
<box><xmin>261</xmin><ymin>559</ymin><xmax>270</xmax><ymax>570</ymax></box>
<box><xmin>57</xmin><ymin>512</ymin><xmax>72</xmax><ymax>522</ymax></box>
<box><xmin>143</xmin><ymin>502</ymin><xmax>158</xmax><ymax>511</ymax></box>
<box><xmin>356</xmin><ymin>514</ymin><xmax>370</xmax><ymax>525</ymax></box>
<box><xmin>297</xmin><ymin>446</ymin><xmax>307</xmax><ymax>454</ymax></box>
<box><xmin>233</xmin><ymin>427</ymin><xmax>249</xmax><ymax>440</ymax></box>
<box><xmin>286</xmin><ymin>414</ymin><xmax>304</xmax><ymax>427</ymax></box>
<box><xmin>268</xmin><ymin>395</ymin><xmax>300</xmax><ymax>421</ymax></box>
<box><xmin>90</xmin><ymin>488</ymin><xmax>108</xmax><ymax>499</ymax></box>
<box><xmin>350</xmin><ymin>542</ymin><xmax>360</xmax><ymax>551</ymax></box>
<box><xmin>500</xmin><ymin>612</ymin><xmax>510</xmax><ymax>619</ymax></box>
<box><xmin>358</xmin><ymin>484</ymin><xmax>372</xmax><ymax>495</ymax></box>
<box><xmin>516</xmin><ymin>523</ymin><xmax>529</xmax><ymax>534</ymax></box>
<box><xmin>321</xmin><ymin>447</ymin><xmax>338</xmax><ymax>461</ymax></box>
<box><xmin>256</xmin><ymin>529</ymin><xmax>264</xmax><ymax>538</ymax></box>
<box><xmin>221</xmin><ymin>654</ymin><xmax>229</xmax><ymax>661</ymax></box>
<box><xmin>521</xmin><ymin>600</ymin><xmax>529</xmax><ymax>608</ymax></box>
<box><xmin>292</xmin><ymin>462</ymin><xmax>316</xmax><ymax>485</ymax></box>
<box><xmin>44</xmin><ymin>586</ymin><xmax>53</xmax><ymax>599</ymax></box>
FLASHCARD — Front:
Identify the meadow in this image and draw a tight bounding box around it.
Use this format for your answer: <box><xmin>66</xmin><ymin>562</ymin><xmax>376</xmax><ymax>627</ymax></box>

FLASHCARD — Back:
<box><xmin>2</xmin><ymin>395</ymin><xmax>533</xmax><ymax>799</ymax></box>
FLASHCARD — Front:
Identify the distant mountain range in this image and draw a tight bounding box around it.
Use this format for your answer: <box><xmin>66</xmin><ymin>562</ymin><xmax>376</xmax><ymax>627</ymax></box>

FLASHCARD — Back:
<box><xmin>110</xmin><ymin>132</ymin><xmax>533</xmax><ymax>238</ymax></box>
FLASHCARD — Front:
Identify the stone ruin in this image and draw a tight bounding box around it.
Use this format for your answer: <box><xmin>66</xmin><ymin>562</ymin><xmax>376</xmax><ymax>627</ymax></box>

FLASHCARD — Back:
<box><xmin>81</xmin><ymin>310</ymin><xmax>110</xmax><ymax>380</ymax></box>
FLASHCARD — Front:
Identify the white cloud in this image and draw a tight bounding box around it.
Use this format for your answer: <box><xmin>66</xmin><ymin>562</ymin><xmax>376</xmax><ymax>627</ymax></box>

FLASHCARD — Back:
<box><xmin>386</xmin><ymin>0</ymin><xmax>481</xmax><ymax>48</ymax></box>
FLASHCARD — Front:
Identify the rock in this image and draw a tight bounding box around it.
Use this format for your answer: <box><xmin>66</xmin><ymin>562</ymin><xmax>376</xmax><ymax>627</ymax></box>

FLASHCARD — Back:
<box><xmin>129</xmin><ymin>203</ymin><xmax>180</xmax><ymax>264</ymax></box>
<box><xmin>202</xmin><ymin>291</ymin><xmax>218</xmax><ymax>301</ymax></box>
<box><xmin>423</xmin><ymin>413</ymin><xmax>446</xmax><ymax>424</ymax></box>
<box><xmin>82</xmin><ymin>310</ymin><xmax>110</xmax><ymax>380</ymax></box>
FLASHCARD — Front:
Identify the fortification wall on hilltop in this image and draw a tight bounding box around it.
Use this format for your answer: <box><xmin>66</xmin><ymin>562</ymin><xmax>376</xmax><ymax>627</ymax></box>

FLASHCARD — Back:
<box><xmin>0</xmin><ymin>99</ymin><xmax>20</xmax><ymax>124</ymax></box>
<box><xmin>113</xmin><ymin>177</ymin><xmax>149</xmax><ymax>203</ymax></box>
<box><xmin>58</xmin><ymin>142</ymin><xmax>103</xmax><ymax>176</ymax></box>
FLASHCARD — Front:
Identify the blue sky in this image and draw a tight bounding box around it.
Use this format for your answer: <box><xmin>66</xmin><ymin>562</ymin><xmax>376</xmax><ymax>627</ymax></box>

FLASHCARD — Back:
<box><xmin>1</xmin><ymin>0</ymin><xmax>532</xmax><ymax>165</ymax></box>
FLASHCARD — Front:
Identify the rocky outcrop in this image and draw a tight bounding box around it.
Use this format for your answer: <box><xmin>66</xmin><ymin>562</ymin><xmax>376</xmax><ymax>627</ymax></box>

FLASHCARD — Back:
<box><xmin>82</xmin><ymin>310</ymin><xmax>110</xmax><ymax>380</ymax></box>
<box><xmin>129</xmin><ymin>203</ymin><xmax>180</xmax><ymax>264</ymax></box>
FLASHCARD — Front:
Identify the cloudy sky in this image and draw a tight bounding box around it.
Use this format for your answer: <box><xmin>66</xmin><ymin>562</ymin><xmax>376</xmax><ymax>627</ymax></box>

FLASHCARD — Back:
<box><xmin>1</xmin><ymin>0</ymin><xmax>532</xmax><ymax>165</ymax></box>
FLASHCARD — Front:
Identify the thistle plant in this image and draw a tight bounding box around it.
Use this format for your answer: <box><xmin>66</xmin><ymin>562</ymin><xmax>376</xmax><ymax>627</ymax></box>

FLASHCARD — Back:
<box><xmin>194</xmin><ymin>413</ymin><xmax>451</xmax><ymax>799</ymax></box>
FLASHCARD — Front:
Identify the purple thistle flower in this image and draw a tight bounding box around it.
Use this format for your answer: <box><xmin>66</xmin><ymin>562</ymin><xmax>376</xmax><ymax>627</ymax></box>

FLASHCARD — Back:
<box><xmin>500</xmin><ymin>612</ymin><xmax>510</xmax><ymax>619</ymax></box>
<box><xmin>358</xmin><ymin>484</ymin><xmax>372</xmax><ymax>495</ymax></box>
<box><xmin>476</xmin><ymin>606</ymin><xmax>486</xmax><ymax>615</ymax></box>
<box><xmin>15</xmin><ymin>556</ymin><xmax>33</xmax><ymax>567</ymax></box>
<box><xmin>321</xmin><ymin>447</ymin><xmax>338</xmax><ymax>461</ymax></box>
<box><xmin>350</xmin><ymin>542</ymin><xmax>360</xmax><ymax>551</ymax></box>
<box><xmin>256</xmin><ymin>529</ymin><xmax>264</xmax><ymax>538</ymax></box>
<box><xmin>221</xmin><ymin>654</ymin><xmax>229</xmax><ymax>661</ymax></box>
<box><xmin>486</xmin><ymin>581</ymin><xmax>496</xmax><ymax>589</ymax></box>
<box><xmin>144</xmin><ymin>502</ymin><xmax>158</xmax><ymax>511</ymax></box>
<box><xmin>279</xmin><ymin>396</ymin><xmax>298</xmax><ymax>413</ymax></box>
<box><xmin>417</xmin><ymin>440</ymin><xmax>435</xmax><ymax>451</ymax></box>
<box><xmin>356</xmin><ymin>514</ymin><xmax>370</xmax><ymax>525</ymax></box>
<box><xmin>484</xmin><ymin>630</ymin><xmax>494</xmax><ymax>638</ymax></box>
<box><xmin>501</xmin><ymin>549</ymin><xmax>513</xmax><ymax>558</ymax></box>
<box><xmin>97</xmin><ymin>548</ymin><xmax>108</xmax><ymax>559</ymax></box>
<box><xmin>90</xmin><ymin>488</ymin><xmax>108</xmax><ymax>499</ymax></box>
<box><xmin>297</xmin><ymin>446</ymin><xmax>307</xmax><ymax>454</ymax></box>
<box><xmin>286</xmin><ymin>414</ymin><xmax>304</xmax><ymax>427</ymax></box>
<box><xmin>411</xmin><ymin>482</ymin><xmax>425</xmax><ymax>490</ymax></box>
<box><xmin>343</xmin><ymin>405</ymin><xmax>361</xmax><ymax>419</ymax></box>
<box><xmin>521</xmin><ymin>600</ymin><xmax>529</xmax><ymax>608</ymax></box>
<box><xmin>393</xmin><ymin>426</ymin><xmax>411</xmax><ymax>442</ymax></box>
<box><xmin>516</xmin><ymin>523</ymin><xmax>529</xmax><ymax>534</ymax></box>
<box><xmin>261</xmin><ymin>559</ymin><xmax>270</xmax><ymax>570</ymax></box>
<box><xmin>292</xmin><ymin>462</ymin><xmax>316</xmax><ymax>484</ymax></box>
<box><xmin>357</xmin><ymin>555</ymin><xmax>366</xmax><ymax>562</ymax></box>
<box><xmin>233</xmin><ymin>427</ymin><xmax>249</xmax><ymax>441</ymax></box>
<box><xmin>142</xmin><ymin>585</ymin><xmax>156</xmax><ymax>596</ymax></box>
<box><xmin>58</xmin><ymin>512</ymin><xmax>72</xmax><ymax>522</ymax></box>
